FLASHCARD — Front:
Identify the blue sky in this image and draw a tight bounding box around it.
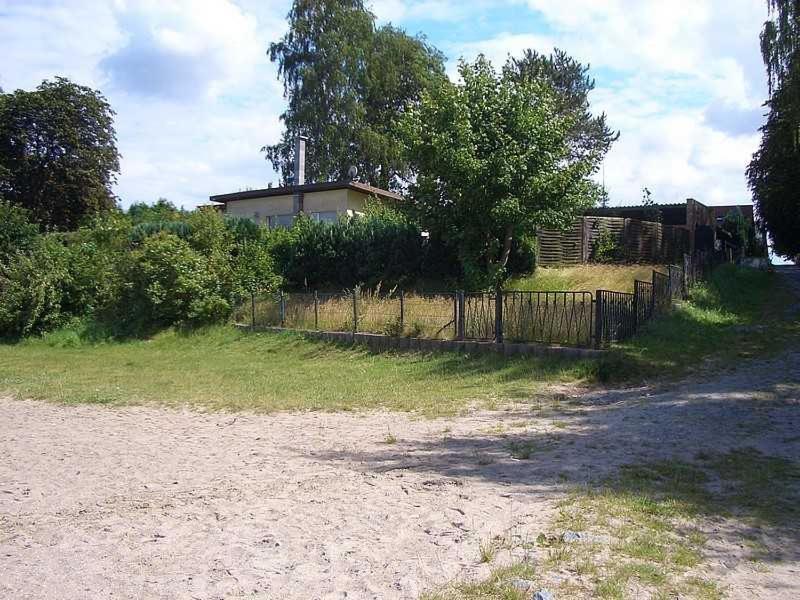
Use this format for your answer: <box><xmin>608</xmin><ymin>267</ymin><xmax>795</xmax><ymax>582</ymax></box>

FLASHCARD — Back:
<box><xmin>0</xmin><ymin>0</ymin><xmax>769</xmax><ymax>211</ymax></box>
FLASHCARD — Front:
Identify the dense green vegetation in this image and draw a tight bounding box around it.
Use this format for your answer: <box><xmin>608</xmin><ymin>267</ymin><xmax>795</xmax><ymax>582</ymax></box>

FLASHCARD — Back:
<box><xmin>401</xmin><ymin>56</ymin><xmax>603</xmax><ymax>287</ymax></box>
<box><xmin>0</xmin><ymin>200</ymin><xmax>280</xmax><ymax>338</ymax></box>
<box><xmin>0</xmin><ymin>78</ymin><xmax>119</xmax><ymax>230</ymax></box>
<box><xmin>265</xmin><ymin>0</ymin><xmax>446</xmax><ymax>190</ymax></box>
<box><xmin>747</xmin><ymin>0</ymin><xmax>800</xmax><ymax>259</ymax></box>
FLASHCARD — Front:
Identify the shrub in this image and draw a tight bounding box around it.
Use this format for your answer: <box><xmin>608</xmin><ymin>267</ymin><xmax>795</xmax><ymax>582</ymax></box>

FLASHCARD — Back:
<box><xmin>0</xmin><ymin>236</ymin><xmax>72</xmax><ymax>337</ymax></box>
<box><xmin>117</xmin><ymin>232</ymin><xmax>232</xmax><ymax>334</ymax></box>
<box><xmin>593</xmin><ymin>228</ymin><xmax>622</xmax><ymax>263</ymax></box>
<box><xmin>0</xmin><ymin>200</ymin><xmax>39</xmax><ymax>263</ymax></box>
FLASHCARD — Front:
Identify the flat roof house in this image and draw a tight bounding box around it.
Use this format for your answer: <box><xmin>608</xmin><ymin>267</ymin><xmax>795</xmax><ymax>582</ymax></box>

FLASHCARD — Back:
<box><xmin>209</xmin><ymin>137</ymin><xmax>402</xmax><ymax>227</ymax></box>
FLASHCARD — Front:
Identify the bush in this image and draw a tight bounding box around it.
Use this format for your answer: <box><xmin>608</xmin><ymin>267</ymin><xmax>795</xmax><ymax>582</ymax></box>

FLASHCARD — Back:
<box><xmin>593</xmin><ymin>228</ymin><xmax>622</xmax><ymax>263</ymax></box>
<box><xmin>0</xmin><ymin>236</ymin><xmax>72</xmax><ymax>337</ymax></box>
<box><xmin>117</xmin><ymin>232</ymin><xmax>232</xmax><ymax>334</ymax></box>
<box><xmin>0</xmin><ymin>200</ymin><xmax>39</xmax><ymax>263</ymax></box>
<box><xmin>272</xmin><ymin>205</ymin><xmax>427</xmax><ymax>290</ymax></box>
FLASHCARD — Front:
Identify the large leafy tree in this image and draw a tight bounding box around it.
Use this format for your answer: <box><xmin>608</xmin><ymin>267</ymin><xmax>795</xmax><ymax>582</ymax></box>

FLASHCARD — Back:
<box><xmin>747</xmin><ymin>0</ymin><xmax>800</xmax><ymax>259</ymax></box>
<box><xmin>0</xmin><ymin>77</ymin><xmax>120</xmax><ymax>231</ymax></box>
<box><xmin>401</xmin><ymin>56</ymin><xmax>602</xmax><ymax>287</ymax></box>
<box><xmin>264</xmin><ymin>0</ymin><xmax>445</xmax><ymax>190</ymax></box>
<box><xmin>505</xmin><ymin>48</ymin><xmax>618</xmax><ymax>165</ymax></box>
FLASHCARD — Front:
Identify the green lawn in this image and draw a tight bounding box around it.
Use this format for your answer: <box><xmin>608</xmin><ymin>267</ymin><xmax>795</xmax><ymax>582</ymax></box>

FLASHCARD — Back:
<box><xmin>603</xmin><ymin>264</ymin><xmax>799</xmax><ymax>382</ymax></box>
<box><xmin>0</xmin><ymin>326</ymin><xmax>594</xmax><ymax>415</ymax></box>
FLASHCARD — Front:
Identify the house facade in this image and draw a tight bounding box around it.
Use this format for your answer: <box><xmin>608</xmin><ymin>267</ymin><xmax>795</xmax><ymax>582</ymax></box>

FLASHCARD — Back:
<box><xmin>210</xmin><ymin>181</ymin><xmax>401</xmax><ymax>227</ymax></box>
<box><xmin>209</xmin><ymin>136</ymin><xmax>402</xmax><ymax>227</ymax></box>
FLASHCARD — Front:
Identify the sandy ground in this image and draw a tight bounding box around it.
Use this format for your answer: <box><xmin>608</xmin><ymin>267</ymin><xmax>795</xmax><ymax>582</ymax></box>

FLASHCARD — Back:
<box><xmin>2</xmin><ymin>269</ymin><xmax>799</xmax><ymax>600</ymax></box>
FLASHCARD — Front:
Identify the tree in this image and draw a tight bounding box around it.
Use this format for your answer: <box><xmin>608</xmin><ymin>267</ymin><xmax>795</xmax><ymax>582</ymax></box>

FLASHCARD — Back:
<box><xmin>401</xmin><ymin>56</ymin><xmax>602</xmax><ymax>287</ymax></box>
<box><xmin>128</xmin><ymin>198</ymin><xmax>183</xmax><ymax>224</ymax></box>
<box><xmin>505</xmin><ymin>49</ymin><xmax>618</xmax><ymax>165</ymax></box>
<box><xmin>747</xmin><ymin>0</ymin><xmax>800</xmax><ymax>258</ymax></box>
<box><xmin>0</xmin><ymin>78</ymin><xmax>120</xmax><ymax>231</ymax></box>
<box><xmin>264</xmin><ymin>0</ymin><xmax>445</xmax><ymax>190</ymax></box>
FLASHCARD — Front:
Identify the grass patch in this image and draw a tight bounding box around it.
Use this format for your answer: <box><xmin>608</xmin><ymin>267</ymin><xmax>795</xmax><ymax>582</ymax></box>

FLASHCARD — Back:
<box><xmin>0</xmin><ymin>325</ymin><xmax>596</xmax><ymax>415</ymax></box>
<box><xmin>601</xmin><ymin>264</ymin><xmax>800</xmax><ymax>382</ymax></box>
<box><xmin>508</xmin><ymin>264</ymin><xmax>661</xmax><ymax>293</ymax></box>
<box><xmin>421</xmin><ymin>562</ymin><xmax>536</xmax><ymax>600</ymax></box>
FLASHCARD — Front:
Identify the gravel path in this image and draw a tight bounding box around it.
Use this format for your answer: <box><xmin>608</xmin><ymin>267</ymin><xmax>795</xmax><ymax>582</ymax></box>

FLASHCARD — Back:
<box><xmin>1</xmin><ymin>269</ymin><xmax>799</xmax><ymax>599</ymax></box>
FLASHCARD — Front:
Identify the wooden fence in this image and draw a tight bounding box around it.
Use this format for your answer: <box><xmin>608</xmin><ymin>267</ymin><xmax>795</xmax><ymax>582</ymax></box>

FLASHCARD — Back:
<box><xmin>537</xmin><ymin>216</ymin><xmax>692</xmax><ymax>266</ymax></box>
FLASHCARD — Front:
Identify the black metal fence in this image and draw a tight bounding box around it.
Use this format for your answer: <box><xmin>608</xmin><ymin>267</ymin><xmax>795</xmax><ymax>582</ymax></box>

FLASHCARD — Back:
<box><xmin>237</xmin><ymin>250</ymin><xmax>721</xmax><ymax>350</ymax></box>
<box><xmin>594</xmin><ymin>250</ymin><xmax>718</xmax><ymax>346</ymax></box>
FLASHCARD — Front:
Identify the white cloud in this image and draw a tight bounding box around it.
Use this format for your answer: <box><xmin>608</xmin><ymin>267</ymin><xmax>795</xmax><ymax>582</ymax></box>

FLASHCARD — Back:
<box><xmin>0</xmin><ymin>0</ymin><xmax>772</xmax><ymax>211</ymax></box>
<box><xmin>447</xmin><ymin>0</ymin><xmax>770</xmax><ymax>207</ymax></box>
<box><xmin>0</xmin><ymin>0</ymin><xmax>289</xmax><ymax>209</ymax></box>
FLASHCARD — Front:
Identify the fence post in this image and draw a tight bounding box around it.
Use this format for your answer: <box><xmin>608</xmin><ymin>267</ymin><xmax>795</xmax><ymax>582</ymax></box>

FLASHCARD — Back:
<box><xmin>314</xmin><ymin>291</ymin><xmax>319</xmax><ymax>330</ymax></box>
<box><xmin>399</xmin><ymin>289</ymin><xmax>405</xmax><ymax>331</ymax></box>
<box><xmin>352</xmin><ymin>287</ymin><xmax>359</xmax><ymax>335</ymax></box>
<box><xmin>251</xmin><ymin>291</ymin><xmax>255</xmax><ymax>331</ymax></box>
<box><xmin>594</xmin><ymin>292</ymin><xmax>603</xmax><ymax>349</ymax></box>
<box><xmin>494</xmin><ymin>285</ymin><xmax>504</xmax><ymax>344</ymax></box>
<box><xmin>457</xmin><ymin>290</ymin><xmax>465</xmax><ymax>340</ymax></box>
<box><xmin>279</xmin><ymin>290</ymin><xmax>286</xmax><ymax>327</ymax></box>
<box><xmin>632</xmin><ymin>282</ymin><xmax>639</xmax><ymax>332</ymax></box>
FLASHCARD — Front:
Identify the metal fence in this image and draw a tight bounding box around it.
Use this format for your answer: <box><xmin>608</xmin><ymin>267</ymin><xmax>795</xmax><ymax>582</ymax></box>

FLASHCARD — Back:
<box><xmin>237</xmin><ymin>250</ymin><xmax>722</xmax><ymax>350</ymax></box>
<box><xmin>593</xmin><ymin>250</ymin><xmax>719</xmax><ymax>347</ymax></box>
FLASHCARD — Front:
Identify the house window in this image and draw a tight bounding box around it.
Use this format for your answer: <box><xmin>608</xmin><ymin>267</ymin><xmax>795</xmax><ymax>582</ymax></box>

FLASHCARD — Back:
<box><xmin>311</xmin><ymin>211</ymin><xmax>338</xmax><ymax>223</ymax></box>
<box><xmin>268</xmin><ymin>214</ymin><xmax>295</xmax><ymax>229</ymax></box>
<box><xmin>253</xmin><ymin>211</ymin><xmax>261</xmax><ymax>223</ymax></box>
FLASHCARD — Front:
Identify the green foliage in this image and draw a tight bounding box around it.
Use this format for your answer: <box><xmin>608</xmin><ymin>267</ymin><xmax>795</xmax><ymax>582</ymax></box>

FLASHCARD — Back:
<box><xmin>0</xmin><ymin>204</ymin><xmax>281</xmax><ymax>339</ymax></box>
<box><xmin>504</xmin><ymin>48</ymin><xmax>618</xmax><ymax>164</ymax></box>
<box><xmin>117</xmin><ymin>232</ymin><xmax>231</xmax><ymax>334</ymax></box>
<box><xmin>0</xmin><ymin>236</ymin><xmax>72</xmax><ymax>337</ymax></box>
<box><xmin>264</xmin><ymin>0</ymin><xmax>445</xmax><ymax>190</ymax></box>
<box><xmin>402</xmin><ymin>55</ymin><xmax>602</xmax><ymax>288</ymax></box>
<box><xmin>593</xmin><ymin>228</ymin><xmax>622</xmax><ymax>263</ymax></box>
<box><xmin>0</xmin><ymin>199</ymin><xmax>39</xmax><ymax>262</ymax></box>
<box><xmin>127</xmin><ymin>198</ymin><xmax>183</xmax><ymax>225</ymax></box>
<box><xmin>130</xmin><ymin>220</ymin><xmax>192</xmax><ymax>244</ymax></box>
<box><xmin>720</xmin><ymin>207</ymin><xmax>753</xmax><ymax>252</ymax></box>
<box><xmin>747</xmin><ymin>0</ymin><xmax>800</xmax><ymax>258</ymax></box>
<box><xmin>271</xmin><ymin>204</ymin><xmax>428</xmax><ymax>289</ymax></box>
<box><xmin>0</xmin><ymin>77</ymin><xmax>120</xmax><ymax>230</ymax></box>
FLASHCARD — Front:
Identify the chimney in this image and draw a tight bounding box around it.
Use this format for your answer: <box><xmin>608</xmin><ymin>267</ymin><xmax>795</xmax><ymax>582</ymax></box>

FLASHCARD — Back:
<box><xmin>292</xmin><ymin>135</ymin><xmax>307</xmax><ymax>214</ymax></box>
<box><xmin>293</xmin><ymin>136</ymin><xmax>307</xmax><ymax>187</ymax></box>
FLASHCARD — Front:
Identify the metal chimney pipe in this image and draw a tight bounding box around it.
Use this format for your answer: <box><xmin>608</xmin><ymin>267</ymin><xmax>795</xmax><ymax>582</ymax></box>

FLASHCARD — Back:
<box><xmin>292</xmin><ymin>135</ymin><xmax>307</xmax><ymax>214</ymax></box>
<box><xmin>294</xmin><ymin>135</ymin><xmax>307</xmax><ymax>186</ymax></box>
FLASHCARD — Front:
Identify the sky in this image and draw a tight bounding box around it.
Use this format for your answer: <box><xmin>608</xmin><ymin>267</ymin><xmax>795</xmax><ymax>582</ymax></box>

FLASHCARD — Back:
<box><xmin>0</xmin><ymin>0</ymin><xmax>771</xmax><ymax>212</ymax></box>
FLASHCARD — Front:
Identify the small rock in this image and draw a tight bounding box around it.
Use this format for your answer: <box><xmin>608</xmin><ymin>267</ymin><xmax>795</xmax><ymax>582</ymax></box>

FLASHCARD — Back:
<box><xmin>509</xmin><ymin>578</ymin><xmax>534</xmax><ymax>591</ymax></box>
<box><xmin>561</xmin><ymin>530</ymin><xmax>585</xmax><ymax>543</ymax></box>
<box><xmin>533</xmin><ymin>590</ymin><xmax>555</xmax><ymax>600</ymax></box>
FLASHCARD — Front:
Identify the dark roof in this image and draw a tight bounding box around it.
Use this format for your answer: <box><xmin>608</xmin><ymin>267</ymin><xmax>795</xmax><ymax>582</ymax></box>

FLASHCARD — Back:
<box><xmin>209</xmin><ymin>181</ymin><xmax>403</xmax><ymax>204</ymax></box>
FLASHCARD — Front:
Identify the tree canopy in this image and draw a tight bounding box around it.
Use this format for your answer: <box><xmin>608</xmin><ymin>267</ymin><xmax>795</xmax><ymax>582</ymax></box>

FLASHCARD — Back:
<box><xmin>504</xmin><ymin>48</ymin><xmax>618</xmax><ymax>165</ymax></box>
<box><xmin>747</xmin><ymin>0</ymin><xmax>800</xmax><ymax>259</ymax></box>
<box><xmin>0</xmin><ymin>77</ymin><xmax>120</xmax><ymax>231</ymax></box>
<box><xmin>401</xmin><ymin>56</ymin><xmax>603</xmax><ymax>287</ymax></box>
<box><xmin>264</xmin><ymin>0</ymin><xmax>445</xmax><ymax>190</ymax></box>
